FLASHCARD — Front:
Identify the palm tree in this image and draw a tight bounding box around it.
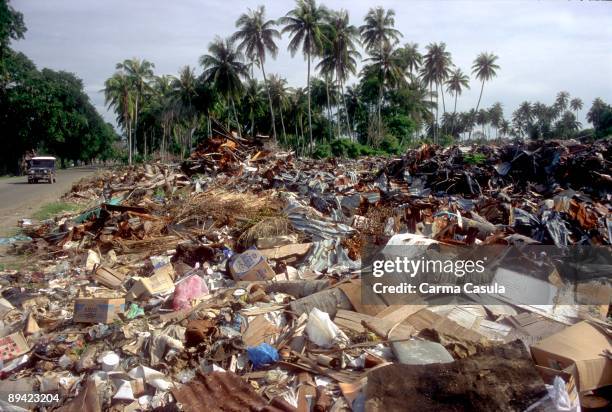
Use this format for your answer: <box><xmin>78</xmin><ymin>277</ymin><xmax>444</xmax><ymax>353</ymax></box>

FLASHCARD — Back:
<box><xmin>470</xmin><ymin>52</ymin><xmax>499</xmax><ymax>139</ymax></box>
<box><xmin>421</xmin><ymin>42</ymin><xmax>452</xmax><ymax>142</ymax></box>
<box><xmin>587</xmin><ymin>97</ymin><xmax>607</xmax><ymax>130</ymax></box>
<box><xmin>395</xmin><ymin>42</ymin><xmax>422</xmax><ymax>79</ymax></box>
<box><xmin>267</xmin><ymin>74</ymin><xmax>290</xmax><ymax>141</ymax></box>
<box><xmin>317</xmin><ymin>9</ymin><xmax>360</xmax><ymax>139</ymax></box>
<box><xmin>512</xmin><ymin>101</ymin><xmax>532</xmax><ymax>139</ymax></box>
<box><xmin>359</xmin><ymin>7</ymin><xmax>401</xmax><ymax>141</ymax></box>
<box><xmin>103</xmin><ymin>72</ymin><xmax>135</xmax><ymax>164</ymax></box>
<box><xmin>445</xmin><ymin>68</ymin><xmax>469</xmax><ymax>138</ymax></box>
<box><xmin>363</xmin><ymin>42</ymin><xmax>405</xmax><ymax>146</ymax></box>
<box><xmin>555</xmin><ymin>111</ymin><xmax>581</xmax><ymax>138</ymax></box>
<box><xmin>488</xmin><ymin>102</ymin><xmax>503</xmax><ymax>138</ymax></box>
<box><xmin>280</xmin><ymin>0</ymin><xmax>328</xmax><ymax>151</ymax></box>
<box><xmin>499</xmin><ymin>119</ymin><xmax>510</xmax><ymax>138</ymax></box>
<box><xmin>471</xmin><ymin>52</ymin><xmax>499</xmax><ymax>114</ymax></box>
<box><xmin>199</xmin><ymin>37</ymin><xmax>249</xmax><ymax>137</ymax></box>
<box><xmin>116</xmin><ymin>58</ymin><xmax>155</xmax><ymax>155</ymax></box>
<box><xmin>359</xmin><ymin>7</ymin><xmax>401</xmax><ymax>52</ymax></box>
<box><xmin>171</xmin><ymin>65</ymin><xmax>199</xmax><ymax>155</ymax></box>
<box><xmin>242</xmin><ymin>79</ymin><xmax>266</xmax><ymax>136</ymax></box>
<box><xmin>555</xmin><ymin>91</ymin><xmax>570</xmax><ymax>113</ymax></box>
<box><xmin>232</xmin><ymin>6</ymin><xmax>281</xmax><ymax>141</ymax></box>
<box><xmin>445</xmin><ymin>68</ymin><xmax>469</xmax><ymax>116</ymax></box>
<box><xmin>570</xmin><ymin>97</ymin><xmax>583</xmax><ymax>119</ymax></box>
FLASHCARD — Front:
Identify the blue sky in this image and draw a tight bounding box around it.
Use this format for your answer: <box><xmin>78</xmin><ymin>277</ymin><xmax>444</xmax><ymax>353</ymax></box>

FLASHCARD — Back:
<box><xmin>12</xmin><ymin>0</ymin><xmax>612</xmax><ymax>126</ymax></box>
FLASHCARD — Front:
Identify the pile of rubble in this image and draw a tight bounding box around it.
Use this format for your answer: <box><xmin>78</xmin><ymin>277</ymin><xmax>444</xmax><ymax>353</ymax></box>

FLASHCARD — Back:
<box><xmin>1</xmin><ymin>136</ymin><xmax>610</xmax><ymax>411</ymax></box>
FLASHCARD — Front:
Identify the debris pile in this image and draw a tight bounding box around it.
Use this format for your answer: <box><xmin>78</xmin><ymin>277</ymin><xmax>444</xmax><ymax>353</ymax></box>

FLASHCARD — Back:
<box><xmin>1</xmin><ymin>136</ymin><xmax>610</xmax><ymax>411</ymax></box>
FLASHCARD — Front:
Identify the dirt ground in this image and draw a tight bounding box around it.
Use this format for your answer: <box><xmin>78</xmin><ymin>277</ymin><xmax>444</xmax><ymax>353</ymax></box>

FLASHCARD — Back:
<box><xmin>0</xmin><ymin>167</ymin><xmax>98</xmax><ymax>236</ymax></box>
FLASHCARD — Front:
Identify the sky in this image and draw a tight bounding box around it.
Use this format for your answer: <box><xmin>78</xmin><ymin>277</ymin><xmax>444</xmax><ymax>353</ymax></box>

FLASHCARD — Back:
<box><xmin>11</xmin><ymin>0</ymin><xmax>612</xmax><ymax>126</ymax></box>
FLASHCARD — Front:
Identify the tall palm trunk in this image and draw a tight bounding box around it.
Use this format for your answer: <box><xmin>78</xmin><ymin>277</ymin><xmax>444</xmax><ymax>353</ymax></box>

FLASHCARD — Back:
<box><xmin>378</xmin><ymin>83</ymin><xmax>383</xmax><ymax>144</ymax></box>
<box><xmin>307</xmin><ymin>52</ymin><xmax>313</xmax><ymax>152</ymax></box>
<box><xmin>230</xmin><ymin>94</ymin><xmax>241</xmax><ymax>137</ymax></box>
<box><xmin>435</xmin><ymin>83</ymin><xmax>440</xmax><ymax>144</ymax></box>
<box><xmin>469</xmin><ymin>80</ymin><xmax>485</xmax><ymax>139</ymax></box>
<box><xmin>451</xmin><ymin>91</ymin><xmax>458</xmax><ymax>137</ymax></box>
<box><xmin>260</xmin><ymin>57</ymin><xmax>277</xmax><ymax>142</ymax></box>
<box><xmin>429</xmin><ymin>82</ymin><xmax>435</xmax><ymax>144</ymax></box>
<box><xmin>340</xmin><ymin>81</ymin><xmax>352</xmax><ymax>141</ymax></box>
<box><xmin>133</xmin><ymin>95</ymin><xmax>139</xmax><ymax>156</ymax></box>
<box><xmin>325</xmin><ymin>77</ymin><xmax>333</xmax><ymax>141</ymax></box>
<box><xmin>279</xmin><ymin>107</ymin><xmax>287</xmax><ymax>141</ymax></box>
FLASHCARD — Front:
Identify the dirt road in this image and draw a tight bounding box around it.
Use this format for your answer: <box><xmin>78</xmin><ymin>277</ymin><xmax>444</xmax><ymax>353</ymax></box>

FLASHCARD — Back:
<box><xmin>0</xmin><ymin>167</ymin><xmax>98</xmax><ymax>235</ymax></box>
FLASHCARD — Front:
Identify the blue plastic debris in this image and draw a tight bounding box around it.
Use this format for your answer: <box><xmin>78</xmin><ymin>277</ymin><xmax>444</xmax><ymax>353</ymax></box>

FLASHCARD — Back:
<box><xmin>247</xmin><ymin>343</ymin><xmax>279</xmax><ymax>368</ymax></box>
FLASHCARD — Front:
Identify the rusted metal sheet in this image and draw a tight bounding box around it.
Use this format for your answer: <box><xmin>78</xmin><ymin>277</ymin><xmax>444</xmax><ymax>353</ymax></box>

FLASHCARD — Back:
<box><xmin>171</xmin><ymin>371</ymin><xmax>295</xmax><ymax>412</ymax></box>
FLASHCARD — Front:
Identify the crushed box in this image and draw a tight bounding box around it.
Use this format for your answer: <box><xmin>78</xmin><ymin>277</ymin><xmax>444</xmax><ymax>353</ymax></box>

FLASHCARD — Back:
<box><xmin>229</xmin><ymin>249</ymin><xmax>275</xmax><ymax>281</ymax></box>
<box><xmin>530</xmin><ymin>321</ymin><xmax>612</xmax><ymax>392</ymax></box>
<box><xmin>127</xmin><ymin>271</ymin><xmax>174</xmax><ymax>299</ymax></box>
<box><xmin>73</xmin><ymin>297</ymin><xmax>125</xmax><ymax>323</ymax></box>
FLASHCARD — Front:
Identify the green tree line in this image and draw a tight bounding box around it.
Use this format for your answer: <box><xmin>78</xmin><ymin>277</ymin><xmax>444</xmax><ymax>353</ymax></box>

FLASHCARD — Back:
<box><xmin>0</xmin><ymin>0</ymin><xmax>118</xmax><ymax>174</ymax></box>
<box><xmin>104</xmin><ymin>0</ymin><xmax>611</xmax><ymax>162</ymax></box>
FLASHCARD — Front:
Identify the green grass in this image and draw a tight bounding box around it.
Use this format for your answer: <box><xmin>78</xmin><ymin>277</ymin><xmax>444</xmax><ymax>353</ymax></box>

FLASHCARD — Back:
<box><xmin>33</xmin><ymin>201</ymin><xmax>81</xmax><ymax>220</ymax></box>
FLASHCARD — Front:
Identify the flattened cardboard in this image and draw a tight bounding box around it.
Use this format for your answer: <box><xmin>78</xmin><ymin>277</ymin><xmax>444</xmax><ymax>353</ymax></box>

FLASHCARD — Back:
<box><xmin>530</xmin><ymin>321</ymin><xmax>612</xmax><ymax>392</ymax></box>
<box><xmin>73</xmin><ymin>298</ymin><xmax>125</xmax><ymax>324</ymax></box>
<box><xmin>0</xmin><ymin>331</ymin><xmax>30</xmax><ymax>361</ymax></box>
<box><xmin>229</xmin><ymin>250</ymin><xmax>275</xmax><ymax>281</ymax></box>
<box><xmin>259</xmin><ymin>243</ymin><xmax>312</xmax><ymax>260</ymax></box>
<box><xmin>127</xmin><ymin>271</ymin><xmax>174</xmax><ymax>299</ymax></box>
<box><xmin>94</xmin><ymin>266</ymin><xmax>126</xmax><ymax>289</ymax></box>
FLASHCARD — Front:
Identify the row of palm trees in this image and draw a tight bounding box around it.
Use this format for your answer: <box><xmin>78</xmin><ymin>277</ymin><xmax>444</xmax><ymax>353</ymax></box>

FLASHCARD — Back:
<box><xmin>104</xmin><ymin>1</ymin><xmax>506</xmax><ymax>162</ymax></box>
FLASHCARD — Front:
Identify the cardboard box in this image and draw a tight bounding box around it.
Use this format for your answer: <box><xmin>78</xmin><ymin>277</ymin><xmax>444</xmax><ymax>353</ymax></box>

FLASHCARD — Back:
<box><xmin>127</xmin><ymin>271</ymin><xmax>174</xmax><ymax>299</ymax></box>
<box><xmin>94</xmin><ymin>266</ymin><xmax>126</xmax><ymax>289</ymax></box>
<box><xmin>229</xmin><ymin>250</ymin><xmax>275</xmax><ymax>281</ymax></box>
<box><xmin>153</xmin><ymin>262</ymin><xmax>175</xmax><ymax>280</ymax></box>
<box><xmin>73</xmin><ymin>298</ymin><xmax>125</xmax><ymax>323</ymax></box>
<box><xmin>0</xmin><ymin>331</ymin><xmax>30</xmax><ymax>362</ymax></box>
<box><xmin>260</xmin><ymin>243</ymin><xmax>312</xmax><ymax>260</ymax></box>
<box><xmin>530</xmin><ymin>321</ymin><xmax>612</xmax><ymax>392</ymax></box>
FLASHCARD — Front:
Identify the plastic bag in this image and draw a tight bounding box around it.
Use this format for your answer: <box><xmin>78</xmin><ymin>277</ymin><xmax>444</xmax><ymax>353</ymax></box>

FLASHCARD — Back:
<box><xmin>172</xmin><ymin>275</ymin><xmax>208</xmax><ymax>311</ymax></box>
<box><xmin>247</xmin><ymin>343</ymin><xmax>279</xmax><ymax>368</ymax></box>
<box><xmin>305</xmin><ymin>307</ymin><xmax>349</xmax><ymax>348</ymax></box>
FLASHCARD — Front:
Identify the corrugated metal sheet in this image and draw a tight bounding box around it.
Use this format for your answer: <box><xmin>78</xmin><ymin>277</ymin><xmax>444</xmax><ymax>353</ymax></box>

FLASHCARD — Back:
<box><xmin>172</xmin><ymin>371</ymin><xmax>294</xmax><ymax>412</ymax></box>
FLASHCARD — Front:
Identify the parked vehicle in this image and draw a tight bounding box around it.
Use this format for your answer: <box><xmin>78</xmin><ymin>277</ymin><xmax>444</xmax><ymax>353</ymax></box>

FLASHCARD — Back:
<box><xmin>27</xmin><ymin>156</ymin><xmax>56</xmax><ymax>184</ymax></box>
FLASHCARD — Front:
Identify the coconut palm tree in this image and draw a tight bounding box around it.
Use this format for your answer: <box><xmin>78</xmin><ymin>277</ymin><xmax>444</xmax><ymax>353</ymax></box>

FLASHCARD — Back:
<box><xmin>242</xmin><ymin>79</ymin><xmax>266</xmax><ymax>136</ymax></box>
<box><xmin>359</xmin><ymin>7</ymin><xmax>401</xmax><ymax>52</ymax></box>
<box><xmin>199</xmin><ymin>37</ymin><xmax>249</xmax><ymax>137</ymax></box>
<box><xmin>103</xmin><ymin>72</ymin><xmax>135</xmax><ymax>164</ymax></box>
<box><xmin>471</xmin><ymin>52</ymin><xmax>499</xmax><ymax>114</ymax></box>
<box><xmin>554</xmin><ymin>111</ymin><xmax>581</xmax><ymax>138</ymax></box>
<box><xmin>232</xmin><ymin>6</ymin><xmax>280</xmax><ymax>140</ymax></box>
<box><xmin>554</xmin><ymin>91</ymin><xmax>570</xmax><ymax>113</ymax></box>
<box><xmin>280</xmin><ymin>0</ymin><xmax>328</xmax><ymax>151</ymax></box>
<box><xmin>394</xmin><ymin>42</ymin><xmax>422</xmax><ymax>80</ymax></box>
<box><xmin>499</xmin><ymin>119</ymin><xmax>510</xmax><ymax>138</ymax></box>
<box><xmin>570</xmin><ymin>97</ymin><xmax>583</xmax><ymax>119</ymax></box>
<box><xmin>445</xmin><ymin>68</ymin><xmax>469</xmax><ymax>138</ymax></box>
<box><xmin>267</xmin><ymin>74</ymin><xmax>290</xmax><ymax>140</ymax></box>
<box><xmin>317</xmin><ymin>9</ymin><xmax>360</xmax><ymax>139</ymax></box>
<box><xmin>512</xmin><ymin>101</ymin><xmax>532</xmax><ymax>139</ymax></box>
<box><xmin>171</xmin><ymin>65</ymin><xmax>199</xmax><ymax>155</ymax></box>
<box><xmin>445</xmin><ymin>68</ymin><xmax>469</xmax><ymax>116</ymax></box>
<box><xmin>488</xmin><ymin>102</ymin><xmax>503</xmax><ymax>138</ymax></box>
<box><xmin>587</xmin><ymin>97</ymin><xmax>607</xmax><ymax>130</ymax></box>
<box><xmin>116</xmin><ymin>58</ymin><xmax>155</xmax><ymax>155</ymax></box>
<box><xmin>470</xmin><ymin>52</ymin><xmax>499</xmax><ymax>139</ymax></box>
<box><xmin>421</xmin><ymin>42</ymin><xmax>452</xmax><ymax>142</ymax></box>
<box><xmin>362</xmin><ymin>42</ymin><xmax>405</xmax><ymax>146</ymax></box>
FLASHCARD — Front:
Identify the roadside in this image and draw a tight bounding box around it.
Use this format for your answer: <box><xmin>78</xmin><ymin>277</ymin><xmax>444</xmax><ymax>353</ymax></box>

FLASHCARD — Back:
<box><xmin>0</xmin><ymin>167</ymin><xmax>100</xmax><ymax>236</ymax></box>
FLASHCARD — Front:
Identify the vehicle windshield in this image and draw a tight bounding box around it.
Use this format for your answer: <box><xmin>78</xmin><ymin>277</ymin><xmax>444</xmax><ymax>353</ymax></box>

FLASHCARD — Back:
<box><xmin>31</xmin><ymin>159</ymin><xmax>55</xmax><ymax>168</ymax></box>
